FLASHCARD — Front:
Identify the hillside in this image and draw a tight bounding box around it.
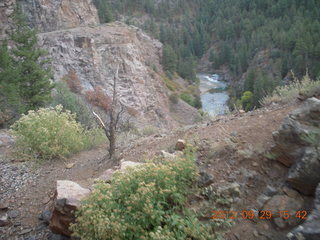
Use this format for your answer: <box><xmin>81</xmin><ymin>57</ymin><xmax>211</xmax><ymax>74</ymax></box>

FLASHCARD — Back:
<box><xmin>0</xmin><ymin>1</ymin><xmax>320</xmax><ymax>240</ymax></box>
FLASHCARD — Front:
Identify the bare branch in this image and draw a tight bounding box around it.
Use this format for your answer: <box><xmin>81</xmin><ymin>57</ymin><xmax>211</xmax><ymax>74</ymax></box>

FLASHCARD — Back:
<box><xmin>93</xmin><ymin>111</ymin><xmax>107</xmax><ymax>130</ymax></box>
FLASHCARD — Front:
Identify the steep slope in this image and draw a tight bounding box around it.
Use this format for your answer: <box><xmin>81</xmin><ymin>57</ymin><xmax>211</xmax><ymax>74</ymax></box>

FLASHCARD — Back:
<box><xmin>38</xmin><ymin>22</ymin><xmax>200</xmax><ymax>128</ymax></box>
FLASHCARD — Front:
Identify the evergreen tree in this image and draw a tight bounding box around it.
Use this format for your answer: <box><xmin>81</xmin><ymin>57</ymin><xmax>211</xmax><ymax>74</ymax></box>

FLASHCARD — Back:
<box><xmin>162</xmin><ymin>45</ymin><xmax>177</xmax><ymax>73</ymax></box>
<box><xmin>0</xmin><ymin>6</ymin><xmax>54</xmax><ymax>113</ymax></box>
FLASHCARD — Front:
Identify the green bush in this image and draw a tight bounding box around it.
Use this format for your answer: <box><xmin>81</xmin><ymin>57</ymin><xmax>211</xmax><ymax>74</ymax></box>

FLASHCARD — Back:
<box><xmin>51</xmin><ymin>82</ymin><xmax>96</xmax><ymax>128</ymax></box>
<box><xmin>71</xmin><ymin>149</ymin><xmax>213</xmax><ymax>240</ymax></box>
<box><xmin>10</xmin><ymin>105</ymin><xmax>106</xmax><ymax>161</ymax></box>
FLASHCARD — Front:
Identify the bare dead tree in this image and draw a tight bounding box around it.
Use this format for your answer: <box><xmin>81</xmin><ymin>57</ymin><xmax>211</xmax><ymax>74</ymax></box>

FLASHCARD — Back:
<box><xmin>93</xmin><ymin>65</ymin><xmax>126</xmax><ymax>159</ymax></box>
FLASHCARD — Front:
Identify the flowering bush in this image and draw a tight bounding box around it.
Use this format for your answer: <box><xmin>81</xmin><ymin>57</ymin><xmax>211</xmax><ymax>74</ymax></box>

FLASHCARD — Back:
<box><xmin>71</xmin><ymin>149</ymin><xmax>213</xmax><ymax>239</ymax></box>
<box><xmin>11</xmin><ymin>105</ymin><xmax>106</xmax><ymax>161</ymax></box>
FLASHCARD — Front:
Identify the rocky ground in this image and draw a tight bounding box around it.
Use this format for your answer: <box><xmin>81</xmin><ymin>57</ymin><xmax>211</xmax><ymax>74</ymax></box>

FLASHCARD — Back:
<box><xmin>0</xmin><ymin>100</ymin><xmax>319</xmax><ymax>240</ymax></box>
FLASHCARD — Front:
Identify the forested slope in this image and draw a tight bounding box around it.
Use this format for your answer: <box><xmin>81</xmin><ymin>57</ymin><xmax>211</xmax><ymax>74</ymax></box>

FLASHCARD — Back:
<box><xmin>95</xmin><ymin>0</ymin><xmax>320</xmax><ymax>108</ymax></box>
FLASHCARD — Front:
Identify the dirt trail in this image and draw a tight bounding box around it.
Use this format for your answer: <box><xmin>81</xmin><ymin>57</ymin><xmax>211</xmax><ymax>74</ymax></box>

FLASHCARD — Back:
<box><xmin>0</xmin><ymin>103</ymin><xmax>299</xmax><ymax>239</ymax></box>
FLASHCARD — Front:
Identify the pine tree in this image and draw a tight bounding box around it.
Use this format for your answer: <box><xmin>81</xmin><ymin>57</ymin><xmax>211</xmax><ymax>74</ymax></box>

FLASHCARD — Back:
<box><xmin>1</xmin><ymin>6</ymin><xmax>54</xmax><ymax>112</ymax></box>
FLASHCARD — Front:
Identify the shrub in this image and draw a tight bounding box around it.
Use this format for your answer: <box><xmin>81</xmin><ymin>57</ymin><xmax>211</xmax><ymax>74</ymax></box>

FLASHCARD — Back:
<box><xmin>169</xmin><ymin>93</ymin><xmax>179</xmax><ymax>104</ymax></box>
<box><xmin>64</xmin><ymin>71</ymin><xmax>83</xmax><ymax>93</ymax></box>
<box><xmin>51</xmin><ymin>82</ymin><xmax>96</xmax><ymax>128</ymax></box>
<box><xmin>85</xmin><ymin>86</ymin><xmax>112</xmax><ymax>112</ymax></box>
<box><xmin>10</xmin><ymin>105</ymin><xmax>106</xmax><ymax>161</ymax></box>
<box><xmin>71</xmin><ymin>149</ymin><xmax>213</xmax><ymax>240</ymax></box>
<box><xmin>240</xmin><ymin>91</ymin><xmax>253</xmax><ymax>111</ymax></box>
<box><xmin>261</xmin><ymin>74</ymin><xmax>320</xmax><ymax>106</ymax></box>
<box><xmin>180</xmin><ymin>92</ymin><xmax>194</xmax><ymax>106</ymax></box>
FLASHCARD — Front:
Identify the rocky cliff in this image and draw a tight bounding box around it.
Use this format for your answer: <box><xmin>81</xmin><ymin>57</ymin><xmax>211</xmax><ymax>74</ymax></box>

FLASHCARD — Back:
<box><xmin>0</xmin><ymin>0</ymin><xmax>99</xmax><ymax>38</ymax></box>
<box><xmin>0</xmin><ymin>0</ymin><xmax>199</xmax><ymax>127</ymax></box>
<box><xmin>38</xmin><ymin>22</ymin><xmax>180</xmax><ymax>127</ymax></box>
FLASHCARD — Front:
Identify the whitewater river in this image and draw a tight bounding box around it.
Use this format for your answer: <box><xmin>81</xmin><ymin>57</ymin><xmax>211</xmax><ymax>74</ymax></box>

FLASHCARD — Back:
<box><xmin>197</xmin><ymin>73</ymin><xmax>229</xmax><ymax>116</ymax></box>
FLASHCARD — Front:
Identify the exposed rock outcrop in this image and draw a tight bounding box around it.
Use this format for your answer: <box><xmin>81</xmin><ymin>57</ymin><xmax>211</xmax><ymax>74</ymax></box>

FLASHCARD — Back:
<box><xmin>271</xmin><ymin>98</ymin><xmax>320</xmax><ymax>195</ymax></box>
<box><xmin>0</xmin><ymin>0</ymin><xmax>99</xmax><ymax>39</ymax></box>
<box><xmin>0</xmin><ymin>0</ymin><xmax>15</xmax><ymax>39</ymax></box>
<box><xmin>38</xmin><ymin>22</ymin><xmax>177</xmax><ymax>127</ymax></box>
<box><xmin>49</xmin><ymin>180</ymin><xmax>90</xmax><ymax>236</ymax></box>
<box><xmin>288</xmin><ymin>183</ymin><xmax>320</xmax><ymax>240</ymax></box>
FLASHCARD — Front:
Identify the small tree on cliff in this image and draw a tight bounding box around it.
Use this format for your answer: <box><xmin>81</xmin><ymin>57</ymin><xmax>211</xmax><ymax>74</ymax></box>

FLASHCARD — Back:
<box><xmin>92</xmin><ymin>66</ymin><xmax>125</xmax><ymax>159</ymax></box>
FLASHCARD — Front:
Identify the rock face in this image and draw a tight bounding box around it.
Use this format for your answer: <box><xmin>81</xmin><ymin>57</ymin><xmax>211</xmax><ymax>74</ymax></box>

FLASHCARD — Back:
<box><xmin>18</xmin><ymin>0</ymin><xmax>99</xmax><ymax>32</ymax></box>
<box><xmin>272</xmin><ymin>98</ymin><xmax>320</xmax><ymax>195</ymax></box>
<box><xmin>38</xmin><ymin>22</ymin><xmax>176</xmax><ymax>127</ymax></box>
<box><xmin>49</xmin><ymin>180</ymin><xmax>90</xmax><ymax>236</ymax></box>
<box><xmin>0</xmin><ymin>0</ymin><xmax>99</xmax><ymax>39</ymax></box>
<box><xmin>288</xmin><ymin>183</ymin><xmax>320</xmax><ymax>240</ymax></box>
<box><xmin>0</xmin><ymin>0</ymin><xmax>16</xmax><ymax>39</ymax></box>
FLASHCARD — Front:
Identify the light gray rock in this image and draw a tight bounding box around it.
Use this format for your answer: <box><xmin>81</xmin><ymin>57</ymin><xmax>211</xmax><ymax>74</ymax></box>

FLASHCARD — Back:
<box><xmin>175</xmin><ymin>139</ymin><xmax>186</xmax><ymax>151</ymax></box>
<box><xmin>272</xmin><ymin>98</ymin><xmax>320</xmax><ymax>167</ymax></box>
<box><xmin>287</xmin><ymin>147</ymin><xmax>320</xmax><ymax>195</ymax></box>
<box><xmin>49</xmin><ymin>180</ymin><xmax>90</xmax><ymax>236</ymax></box>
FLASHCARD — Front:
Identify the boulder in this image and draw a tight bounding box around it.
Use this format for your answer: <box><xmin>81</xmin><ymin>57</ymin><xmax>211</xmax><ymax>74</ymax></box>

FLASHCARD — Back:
<box><xmin>175</xmin><ymin>139</ymin><xmax>186</xmax><ymax>151</ymax></box>
<box><xmin>120</xmin><ymin>161</ymin><xmax>143</xmax><ymax>171</ymax></box>
<box><xmin>49</xmin><ymin>180</ymin><xmax>90</xmax><ymax>236</ymax></box>
<box><xmin>287</xmin><ymin>147</ymin><xmax>320</xmax><ymax>195</ymax></box>
<box><xmin>197</xmin><ymin>171</ymin><xmax>214</xmax><ymax>188</ymax></box>
<box><xmin>0</xmin><ymin>213</ymin><xmax>10</xmax><ymax>227</ymax></box>
<box><xmin>288</xmin><ymin>183</ymin><xmax>320</xmax><ymax>240</ymax></box>
<box><xmin>216</xmin><ymin>182</ymin><xmax>241</xmax><ymax>198</ymax></box>
<box><xmin>272</xmin><ymin>98</ymin><xmax>320</xmax><ymax>167</ymax></box>
<box><xmin>263</xmin><ymin>194</ymin><xmax>304</xmax><ymax>229</ymax></box>
<box><xmin>0</xmin><ymin>131</ymin><xmax>15</xmax><ymax>148</ymax></box>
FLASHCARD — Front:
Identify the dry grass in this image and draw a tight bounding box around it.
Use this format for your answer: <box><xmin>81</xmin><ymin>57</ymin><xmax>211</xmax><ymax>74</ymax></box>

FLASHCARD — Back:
<box><xmin>261</xmin><ymin>74</ymin><xmax>320</xmax><ymax>106</ymax></box>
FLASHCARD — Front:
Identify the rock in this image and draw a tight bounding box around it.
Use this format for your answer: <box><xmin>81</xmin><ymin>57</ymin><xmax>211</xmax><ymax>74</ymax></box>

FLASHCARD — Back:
<box><xmin>48</xmin><ymin>232</ymin><xmax>70</xmax><ymax>240</ymax></box>
<box><xmin>287</xmin><ymin>147</ymin><xmax>320</xmax><ymax>195</ymax></box>
<box><xmin>288</xmin><ymin>183</ymin><xmax>320</xmax><ymax>240</ymax></box>
<box><xmin>253</xmin><ymin>230</ymin><xmax>259</xmax><ymax>237</ymax></box>
<box><xmin>264</xmin><ymin>185</ymin><xmax>277</xmax><ymax>197</ymax></box>
<box><xmin>0</xmin><ymin>202</ymin><xmax>8</xmax><ymax>210</ymax></box>
<box><xmin>0</xmin><ymin>131</ymin><xmax>15</xmax><ymax>148</ymax></box>
<box><xmin>39</xmin><ymin>209</ymin><xmax>52</xmax><ymax>224</ymax></box>
<box><xmin>252</xmin><ymin>162</ymin><xmax>259</xmax><ymax>167</ymax></box>
<box><xmin>95</xmin><ymin>168</ymin><xmax>116</xmax><ymax>183</ymax></box>
<box><xmin>283</xmin><ymin>186</ymin><xmax>300</xmax><ymax>198</ymax></box>
<box><xmin>272</xmin><ymin>98</ymin><xmax>320</xmax><ymax>167</ymax></box>
<box><xmin>37</xmin><ymin>22</ymin><xmax>181</xmax><ymax>128</ymax></box>
<box><xmin>7</xmin><ymin>209</ymin><xmax>20</xmax><ymax>219</ymax></box>
<box><xmin>0</xmin><ymin>213</ymin><xmax>10</xmax><ymax>226</ymax></box>
<box><xmin>257</xmin><ymin>194</ymin><xmax>271</xmax><ymax>209</ymax></box>
<box><xmin>175</xmin><ymin>139</ymin><xmax>186</xmax><ymax>151</ymax></box>
<box><xmin>274</xmin><ymin>217</ymin><xmax>287</xmax><ymax>229</ymax></box>
<box><xmin>19</xmin><ymin>228</ymin><xmax>32</xmax><ymax>235</ymax></box>
<box><xmin>197</xmin><ymin>171</ymin><xmax>214</xmax><ymax>188</ymax></box>
<box><xmin>263</xmin><ymin>194</ymin><xmax>304</xmax><ymax>229</ymax></box>
<box><xmin>49</xmin><ymin>180</ymin><xmax>91</xmax><ymax>236</ymax></box>
<box><xmin>65</xmin><ymin>163</ymin><xmax>75</xmax><ymax>169</ymax></box>
<box><xmin>120</xmin><ymin>161</ymin><xmax>143</xmax><ymax>171</ymax></box>
<box><xmin>161</xmin><ymin>150</ymin><xmax>176</xmax><ymax>159</ymax></box>
<box><xmin>216</xmin><ymin>183</ymin><xmax>241</xmax><ymax>198</ymax></box>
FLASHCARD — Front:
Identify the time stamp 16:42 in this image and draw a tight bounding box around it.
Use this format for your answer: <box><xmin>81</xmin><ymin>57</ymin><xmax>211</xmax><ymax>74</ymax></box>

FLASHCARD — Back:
<box><xmin>211</xmin><ymin>210</ymin><xmax>308</xmax><ymax>220</ymax></box>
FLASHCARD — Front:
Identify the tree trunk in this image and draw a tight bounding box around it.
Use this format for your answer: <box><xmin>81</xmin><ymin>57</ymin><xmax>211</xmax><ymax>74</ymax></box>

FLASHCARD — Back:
<box><xmin>108</xmin><ymin>126</ymin><xmax>116</xmax><ymax>159</ymax></box>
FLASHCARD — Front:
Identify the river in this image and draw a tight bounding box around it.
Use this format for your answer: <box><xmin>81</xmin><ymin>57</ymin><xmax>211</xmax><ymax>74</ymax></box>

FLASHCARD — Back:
<box><xmin>197</xmin><ymin>73</ymin><xmax>229</xmax><ymax>116</ymax></box>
